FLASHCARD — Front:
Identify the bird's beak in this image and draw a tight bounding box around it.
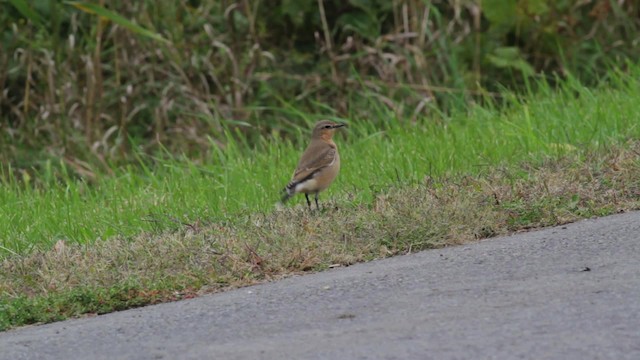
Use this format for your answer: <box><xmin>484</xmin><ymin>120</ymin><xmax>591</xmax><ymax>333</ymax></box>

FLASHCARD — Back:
<box><xmin>333</xmin><ymin>123</ymin><xmax>346</xmax><ymax>129</ymax></box>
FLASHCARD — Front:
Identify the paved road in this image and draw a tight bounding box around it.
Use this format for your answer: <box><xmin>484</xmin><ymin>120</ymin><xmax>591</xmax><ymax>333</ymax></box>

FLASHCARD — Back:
<box><xmin>2</xmin><ymin>212</ymin><xmax>640</xmax><ymax>360</ymax></box>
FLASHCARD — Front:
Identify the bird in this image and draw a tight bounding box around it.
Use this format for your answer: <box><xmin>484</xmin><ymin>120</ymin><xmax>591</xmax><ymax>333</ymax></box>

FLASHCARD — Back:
<box><xmin>281</xmin><ymin>120</ymin><xmax>346</xmax><ymax>210</ymax></box>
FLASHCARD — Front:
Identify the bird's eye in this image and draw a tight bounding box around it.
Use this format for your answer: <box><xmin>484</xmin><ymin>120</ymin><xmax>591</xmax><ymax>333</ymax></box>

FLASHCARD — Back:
<box><xmin>324</xmin><ymin>125</ymin><xmax>332</xmax><ymax>129</ymax></box>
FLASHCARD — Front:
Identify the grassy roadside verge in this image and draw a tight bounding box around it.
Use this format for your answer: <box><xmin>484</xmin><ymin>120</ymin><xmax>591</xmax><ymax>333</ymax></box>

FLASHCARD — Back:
<box><xmin>2</xmin><ymin>69</ymin><xmax>640</xmax><ymax>331</ymax></box>
<box><xmin>2</xmin><ymin>70</ymin><xmax>640</xmax><ymax>256</ymax></box>
<box><xmin>2</xmin><ymin>142</ymin><xmax>639</xmax><ymax>331</ymax></box>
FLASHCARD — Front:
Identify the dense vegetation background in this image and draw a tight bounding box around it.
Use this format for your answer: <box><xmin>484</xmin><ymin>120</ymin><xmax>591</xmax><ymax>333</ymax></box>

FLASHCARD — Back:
<box><xmin>1</xmin><ymin>0</ymin><xmax>639</xmax><ymax>174</ymax></box>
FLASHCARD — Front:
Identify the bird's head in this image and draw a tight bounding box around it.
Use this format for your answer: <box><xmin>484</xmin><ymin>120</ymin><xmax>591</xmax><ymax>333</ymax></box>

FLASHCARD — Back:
<box><xmin>312</xmin><ymin>120</ymin><xmax>346</xmax><ymax>141</ymax></box>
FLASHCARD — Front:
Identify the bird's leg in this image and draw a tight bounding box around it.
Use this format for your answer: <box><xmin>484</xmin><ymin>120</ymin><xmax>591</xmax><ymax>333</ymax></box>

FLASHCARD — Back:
<box><xmin>314</xmin><ymin>192</ymin><xmax>320</xmax><ymax>211</ymax></box>
<box><xmin>305</xmin><ymin>193</ymin><xmax>312</xmax><ymax>210</ymax></box>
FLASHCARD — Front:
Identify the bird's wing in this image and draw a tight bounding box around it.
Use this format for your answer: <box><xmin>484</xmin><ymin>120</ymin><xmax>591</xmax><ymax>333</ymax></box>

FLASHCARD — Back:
<box><xmin>291</xmin><ymin>143</ymin><xmax>337</xmax><ymax>183</ymax></box>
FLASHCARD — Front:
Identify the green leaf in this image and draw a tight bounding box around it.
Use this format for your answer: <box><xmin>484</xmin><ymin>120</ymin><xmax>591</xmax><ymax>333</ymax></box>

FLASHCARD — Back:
<box><xmin>487</xmin><ymin>47</ymin><xmax>535</xmax><ymax>76</ymax></box>
<box><xmin>65</xmin><ymin>1</ymin><xmax>170</xmax><ymax>44</ymax></box>
<box><xmin>524</xmin><ymin>0</ymin><xmax>550</xmax><ymax>16</ymax></box>
<box><xmin>281</xmin><ymin>0</ymin><xmax>315</xmax><ymax>26</ymax></box>
<box><xmin>483</xmin><ymin>0</ymin><xmax>517</xmax><ymax>27</ymax></box>
<box><xmin>7</xmin><ymin>0</ymin><xmax>46</xmax><ymax>28</ymax></box>
<box><xmin>337</xmin><ymin>12</ymin><xmax>380</xmax><ymax>40</ymax></box>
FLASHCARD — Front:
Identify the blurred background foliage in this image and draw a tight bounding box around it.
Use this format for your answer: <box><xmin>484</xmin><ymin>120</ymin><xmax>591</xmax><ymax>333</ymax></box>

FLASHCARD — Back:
<box><xmin>1</xmin><ymin>0</ymin><xmax>639</xmax><ymax>174</ymax></box>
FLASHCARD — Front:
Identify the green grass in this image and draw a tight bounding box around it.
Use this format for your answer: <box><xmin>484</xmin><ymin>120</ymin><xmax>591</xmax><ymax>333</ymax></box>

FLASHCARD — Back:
<box><xmin>2</xmin><ymin>141</ymin><xmax>639</xmax><ymax>331</ymax></box>
<box><xmin>2</xmin><ymin>68</ymin><xmax>640</xmax><ymax>330</ymax></box>
<box><xmin>2</xmin><ymin>70</ymin><xmax>639</xmax><ymax>256</ymax></box>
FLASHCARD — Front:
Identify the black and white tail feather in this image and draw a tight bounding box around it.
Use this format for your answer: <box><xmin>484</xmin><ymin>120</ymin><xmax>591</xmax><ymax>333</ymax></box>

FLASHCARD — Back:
<box><xmin>280</xmin><ymin>181</ymin><xmax>298</xmax><ymax>203</ymax></box>
<box><xmin>280</xmin><ymin>170</ymin><xmax>318</xmax><ymax>203</ymax></box>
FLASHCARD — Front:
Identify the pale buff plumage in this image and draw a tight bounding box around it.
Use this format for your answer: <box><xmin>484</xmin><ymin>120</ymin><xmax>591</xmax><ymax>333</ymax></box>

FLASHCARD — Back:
<box><xmin>281</xmin><ymin>120</ymin><xmax>346</xmax><ymax>209</ymax></box>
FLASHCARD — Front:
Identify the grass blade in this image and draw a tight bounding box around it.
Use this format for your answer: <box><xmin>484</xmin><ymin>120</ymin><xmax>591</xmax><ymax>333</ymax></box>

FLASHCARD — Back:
<box><xmin>8</xmin><ymin>0</ymin><xmax>45</xmax><ymax>28</ymax></box>
<box><xmin>65</xmin><ymin>1</ymin><xmax>170</xmax><ymax>44</ymax></box>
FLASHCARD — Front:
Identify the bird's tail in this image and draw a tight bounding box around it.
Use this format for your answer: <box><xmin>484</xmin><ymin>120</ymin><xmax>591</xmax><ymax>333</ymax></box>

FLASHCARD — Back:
<box><xmin>280</xmin><ymin>182</ymin><xmax>297</xmax><ymax>203</ymax></box>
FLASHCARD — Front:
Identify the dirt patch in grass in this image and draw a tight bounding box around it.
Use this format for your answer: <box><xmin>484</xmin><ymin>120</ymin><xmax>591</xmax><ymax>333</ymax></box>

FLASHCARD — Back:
<box><xmin>2</xmin><ymin>142</ymin><xmax>639</xmax><ymax>331</ymax></box>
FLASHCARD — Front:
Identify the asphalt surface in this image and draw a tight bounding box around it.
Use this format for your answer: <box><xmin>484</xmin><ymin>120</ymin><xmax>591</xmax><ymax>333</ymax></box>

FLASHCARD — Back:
<box><xmin>2</xmin><ymin>211</ymin><xmax>640</xmax><ymax>360</ymax></box>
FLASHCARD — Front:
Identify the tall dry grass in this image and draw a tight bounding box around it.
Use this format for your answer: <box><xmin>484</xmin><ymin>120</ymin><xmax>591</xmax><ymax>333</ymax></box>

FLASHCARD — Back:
<box><xmin>1</xmin><ymin>0</ymin><xmax>639</xmax><ymax>172</ymax></box>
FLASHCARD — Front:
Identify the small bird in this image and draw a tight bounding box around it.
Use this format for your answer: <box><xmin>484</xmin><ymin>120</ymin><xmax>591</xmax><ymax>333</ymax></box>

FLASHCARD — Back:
<box><xmin>281</xmin><ymin>120</ymin><xmax>346</xmax><ymax>210</ymax></box>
